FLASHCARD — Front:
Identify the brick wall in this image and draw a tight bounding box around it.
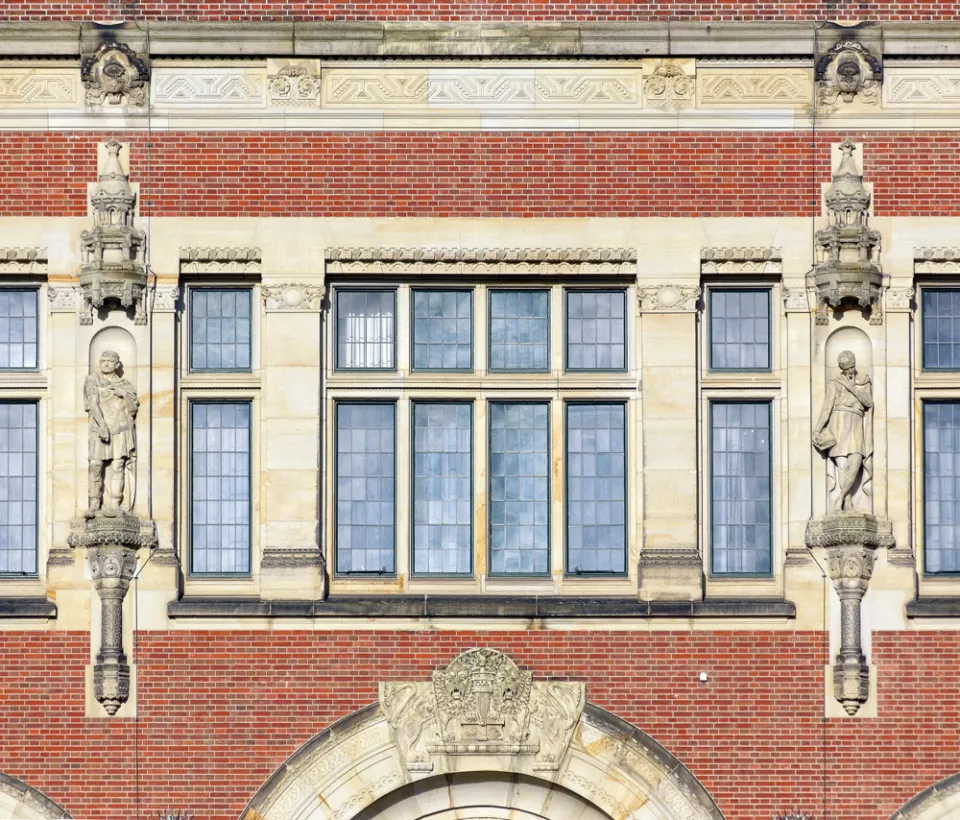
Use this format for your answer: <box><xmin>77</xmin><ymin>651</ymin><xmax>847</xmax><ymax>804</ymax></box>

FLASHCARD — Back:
<box><xmin>0</xmin><ymin>629</ymin><xmax>956</xmax><ymax>820</ymax></box>
<box><xmin>1</xmin><ymin>131</ymin><xmax>956</xmax><ymax>219</ymax></box>
<box><xmin>0</xmin><ymin>0</ymin><xmax>956</xmax><ymax>21</ymax></box>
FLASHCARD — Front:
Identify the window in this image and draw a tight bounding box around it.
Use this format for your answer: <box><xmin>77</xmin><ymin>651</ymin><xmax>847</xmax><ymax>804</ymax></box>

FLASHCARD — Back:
<box><xmin>336</xmin><ymin>289</ymin><xmax>396</xmax><ymax>370</ymax></box>
<box><xmin>922</xmin><ymin>289</ymin><xmax>960</xmax><ymax>371</ymax></box>
<box><xmin>412</xmin><ymin>290</ymin><xmax>472</xmax><ymax>371</ymax></box>
<box><xmin>923</xmin><ymin>402</ymin><xmax>960</xmax><ymax>572</ymax></box>
<box><xmin>190</xmin><ymin>402</ymin><xmax>251</xmax><ymax>574</ymax></box>
<box><xmin>566</xmin><ymin>403</ymin><xmax>626</xmax><ymax>574</ymax></box>
<box><xmin>0</xmin><ymin>402</ymin><xmax>37</xmax><ymax>575</ymax></box>
<box><xmin>709</xmin><ymin>289</ymin><xmax>771</xmax><ymax>372</ymax></box>
<box><xmin>335</xmin><ymin>403</ymin><xmax>395</xmax><ymax>574</ymax></box>
<box><xmin>710</xmin><ymin>401</ymin><xmax>772</xmax><ymax>575</ymax></box>
<box><xmin>0</xmin><ymin>290</ymin><xmax>38</xmax><ymax>370</ymax></box>
<box><xmin>566</xmin><ymin>290</ymin><xmax>626</xmax><ymax>371</ymax></box>
<box><xmin>412</xmin><ymin>402</ymin><xmax>472</xmax><ymax>575</ymax></box>
<box><xmin>190</xmin><ymin>288</ymin><xmax>252</xmax><ymax>372</ymax></box>
<box><xmin>489</xmin><ymin>402</ymin><xmax>549</xmax><ymax>575</ymax></box>
<box><xmin>489</xmin><ymin>290</ymin><xmax>549</xmax><ymax>372</ymax></box>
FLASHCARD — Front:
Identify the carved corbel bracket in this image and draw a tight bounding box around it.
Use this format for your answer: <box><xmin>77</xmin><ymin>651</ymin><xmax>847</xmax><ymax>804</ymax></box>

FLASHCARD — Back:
<box><xmin>806</xmin><ymin>514</ymin><xmax>893</xmax><ymax>715</ymax></box>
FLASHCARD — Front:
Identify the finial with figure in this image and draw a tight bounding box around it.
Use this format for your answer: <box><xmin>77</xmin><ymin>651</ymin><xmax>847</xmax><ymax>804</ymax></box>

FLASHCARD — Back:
<box><xmin>84</xmin><ymin>350</ymin><xmax>138</xmax><ymax>518</ymax></box>
<box><xmin>812</xmin><ymin>350</ymin><xmax>874</xmax><ymax>513</ymax></box>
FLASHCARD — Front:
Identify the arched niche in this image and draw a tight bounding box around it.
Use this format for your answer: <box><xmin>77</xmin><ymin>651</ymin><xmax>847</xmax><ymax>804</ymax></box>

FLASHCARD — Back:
<box><xmin>240</xmin><ymin>699</ymin><xmax>724</xmax><ymax>820</ymax></box>
<box><xmin>824</xmin><ymin>325</ymin><xmax>873</xmax><ymax>376</ymax></box>
<box><xmin>88</xmin><ymin>326</ymin><xmax>137</xmax><ymax>379</ymax></box>
<box><xmin>0</xmin><ymin>773</ymin><xmax>71</xmax><ymax>819</ymax></box>
<box><xmin>891</xmin><ymin>773</ymin><xmax>960</xmax><ymax>820</ymax></box>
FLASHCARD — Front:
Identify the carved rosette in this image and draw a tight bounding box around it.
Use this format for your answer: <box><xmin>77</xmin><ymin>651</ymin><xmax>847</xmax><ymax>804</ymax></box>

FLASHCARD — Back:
<box><xmin>262</xmin><ymin>283</ymin><xmax>326</xmax><ymax>312</ymax></box>
<box><xmin>637</xmin><ymin>285</ymin><xmax>700</xmax><ymax>312</ymax></box>
<box><xmin>380</xmin><ymin>648</ymin><xmax>584</xmax><ymax>773</ymax></box>
<box><xmin>816</xmin><ymin>41</ymin><xmax>881</xmax><ymax>108</ymax></box>
<box><xmin>81</xmin><ymin>42</ymin><xmax>149</xmax><ymax>108</ymax></box>
<box><xmin>806</xmin><ymin>514</ymin><xmax>893</xmax><ymax>716</ymax></box>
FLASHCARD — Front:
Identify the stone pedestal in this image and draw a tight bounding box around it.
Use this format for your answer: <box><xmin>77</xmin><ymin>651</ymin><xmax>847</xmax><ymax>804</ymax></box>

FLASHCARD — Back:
<box><xmin>68</xmin><ymin>514</ymin><xmax>157</xmax><ymax>716</ymax></box>
<box><xmin>805</xmin><ymin>513</ymin><xmax>893</xmax><ymax>715</ymax></box>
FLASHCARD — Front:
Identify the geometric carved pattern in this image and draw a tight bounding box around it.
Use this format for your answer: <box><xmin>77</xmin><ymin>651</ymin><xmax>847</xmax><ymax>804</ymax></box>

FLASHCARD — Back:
<box><xmin>701</xmin><ymin>246</ymin><xmax>782</xmax><ymax>274</ymax></box>
<box><xmin>698</xmin><ymin>69</ymin><xmax>810</xmax><ymax>106</ymax></box>
<box><xmin>153</xmin><ymin>68</ymin><xmax>266</xmax><ymax>107</ymax></box>
<box><xmin>180</xmin><ymin>247</ymin><xmax>262</xmax><ymax>274</ymax></box>
<box><xmin>885</xmin><ymin>69</ymin><xmax>960</xmax><ymax>106</ymax></box>
<box><xmin>0</xmin><ymin>247</ymin><xmax>47</xmax><ymax>274</ymax></box>
<box><xmin>0</xmin><ymin>68</ymin><xmax>80</xmax><ymax>107</ymax></box>
<box><xmin>915</xmin><ymin>247</ymin><xmax>960</xmax><ymax>274</ymax></box>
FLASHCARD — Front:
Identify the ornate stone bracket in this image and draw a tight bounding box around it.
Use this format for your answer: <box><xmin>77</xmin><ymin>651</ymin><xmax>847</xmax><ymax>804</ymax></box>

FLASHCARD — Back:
<box><xmin>0</xmin><ymin>247</ymin><xmax>47</xmax><ymax>274</ymax></box>
<box><xmin>380</xmin><ymin>648</ymin><xmax>584</xmax><ymax>773</ymax></box>
<box><xmin>815</xmin><ymin>41</ymin><xmax>881</xmax><ymax>108</ymax></box>
<box><xmin>81</xmin><ymin>42</ymin><xmax>149</xmax><ymax>107</ymax></box>
<box><xmin>68</xmin><ymin>515</ymin><xmax>157</xmax><ymax>715</ymax></box>
<box><xmin>637</xmin><ymin>284</ymin><xmax>700</xmax><ymax>312</ymax></box>
<box><xmin>180</xmin><ymin>247</ymin><xmax>262</xmax><ymax>274</ymax></box>
<box><xmin>805</xmin><ymin>514</ymin><xmax>894</xmax><ymax>715</ymax></box>
<box><xmin>701</xmin><ymin>246</ymin><xmax>782</xmax><ymax>274</ymax></box>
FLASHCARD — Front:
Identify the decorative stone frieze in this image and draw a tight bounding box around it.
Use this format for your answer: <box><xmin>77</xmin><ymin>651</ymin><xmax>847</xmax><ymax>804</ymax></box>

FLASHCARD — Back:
<box><xmin>915</xmin><ymin>247</ymin><xmax>960</xmax><ymax>274</ymax></box>
<box><xmin>152</xmin><ymin>66</ymin><xmax>266</xmax><ymax>108</ymax></box>
<box><xmin>47</xmin><ymin>285</ymin><xmax>81</xmax><ymax>312</ymax></box>
<box><xmin>80</xmin><ymin>140</ymin><xmax>148</xmax><ymax>325</ymax></box>
<box><xmin>700</xmin><ymin>246</ymin><xmax>782</xmax><ymax>274</ymax></box>
<box><xmin>643</xmin><ymin>59</ymin><xmax>695</xmax><ymax>110</ymax></box>
<box><xmin>697</xmin><ymin>67</ymin><xmax>811</xmax><ymax>107</ymax></box>
<box><xmin>325</xmin><ymin>247</ymin><xmax>635</xmax><ymax>276</ymax></box>
<box><xmin>637</xmin><ymin>284</ymin><xmax>700</xmax><ymax>312</ymax></box>
<box><xmin>885</xmin><ymin>67</ymin><xmax>960</xmax><ymax>107</ymax></box>
<box><xmin>0</xmin><ymin>247</ymin><xmax>47</xmax><ymax>274</ymax></box>
<box><xmin>260</xmin><ymin>548</ymin><xmax>326</xmax><ymax>569</ymax></box>
<box><xmin>81</xmin><ymin>42</ymin><xmax>149</xmax><ymax>107</ymax></box>
<box><xmin>813</xmin><ymin>140</ymin><xmax>883</xmax><ymax>324</ymax></box>
<box><xmin>262</xmin><ymin>283</ymin><xmax>325</xmax><ymax>312</ymax></box>
<box><xmin>815</xmin><ymin>41</ymin><xmax>881</xmax><ymax>108</ymax></box>
<box><xmin>268</xmin><ymin>63</ymin><xmax>321</xmax><ymax>107</ymax></box>
<box><xmin>782</xmin><ymin>287</ymin><xmax>812</xmax><ymax>312</ymax></box>
<box><xmin>179</xmin><ymin>247</ymin><xmax>261</xmax><ymax>274</ymax></box>
<box><xmin>886</xmin><ymin>287</ymin><xmax>915</xmax><ymax>312</ymax></box>
<box><xmin>380</xmin><ymin>648</ymin><xmax>584</xmax><ymax>773</ymax></box>
<box><xmin>0</xmin><ymin>67</ymin><xmax>81</xmax><ymax>107</ymax></box>
<box><xmin>151</xmin><ymin>285</ymin><xmax>180</xmax><ymax>313</ymax></box>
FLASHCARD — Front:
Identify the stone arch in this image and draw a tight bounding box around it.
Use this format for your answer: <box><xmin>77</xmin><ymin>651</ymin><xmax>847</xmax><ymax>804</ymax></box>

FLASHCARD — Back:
<box><xmin>0</xmin><ymin>773</ymin><xmax>72</xmax><ymax>819</ymax></box>
<box><xmin>890</xmin><ymin>773</ymin><xmax>960</xmax><ymax>820</ymax></box>
<box><xmin>241</xmin><ymin>651</ymin><xmax>724</xmax><ymax>820</ymax></box>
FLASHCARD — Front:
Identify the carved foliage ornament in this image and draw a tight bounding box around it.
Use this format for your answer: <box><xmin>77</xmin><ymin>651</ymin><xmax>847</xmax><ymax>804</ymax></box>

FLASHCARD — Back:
<box><xmin>262</xmin><ymin>283</ymin><xmax>325</xmax><ymax>312</ymax></box>
<box><xmin>637</xmin><ymin>284</ymin><xmax>700</xmax><ymax>312</ymax></box>
<box><xmin>380</xmin><ymin>649</ymin><xmax>584</xmax><ymax>774</ymax></box>
<box><xmin>643</xmin><ymin>61</ymin><xmax>695</xmax><ymax>111</ymax></box>
<box><xmin>269</xmin><ymin>65</ymin><xmax>321</xmax><ymax>107</ymax></box>
<box><xmin>816</xmin><ymin>41</ymin><xmax>881</xmax><ymax>107</ymax></box>
<box><xmin>81</xmin><ymin>42</ymin><xmax>149</xmax><ymax>107</ymax></box>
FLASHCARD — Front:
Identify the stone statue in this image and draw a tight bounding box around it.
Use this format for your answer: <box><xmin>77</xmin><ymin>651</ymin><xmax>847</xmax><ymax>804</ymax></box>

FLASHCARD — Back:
<box><xmin>84</xmin><ymin>350</ymin><xmax>138</xmax><ymax>518</ymax></box>
<box><xmin>812</xmin><ymin>350</ymin><xmax>873</xmax><ymax>513</ymax></box>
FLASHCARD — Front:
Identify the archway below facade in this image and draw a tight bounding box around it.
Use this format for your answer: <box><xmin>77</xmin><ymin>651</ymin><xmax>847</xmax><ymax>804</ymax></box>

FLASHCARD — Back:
<box><xmin>0</xmin><ymin>773</ymin><xmax>71</xmax><ymax>819</ymax></box>
<box><xmin>241</xmin><ymin>649</ymin><xmax>724</xmax><ymax>820</ymax></box>
<box><xmin>891</xmin><ymin>773</ymin><xmax>960</xmax><ymax>820</ymax></box>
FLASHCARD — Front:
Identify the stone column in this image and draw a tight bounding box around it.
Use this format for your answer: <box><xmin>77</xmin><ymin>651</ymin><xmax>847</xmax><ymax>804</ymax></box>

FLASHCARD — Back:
<box><xmin>636</xmin><ymin>284</ymin><xmax>703</xmax><ymax>601</ymax></box>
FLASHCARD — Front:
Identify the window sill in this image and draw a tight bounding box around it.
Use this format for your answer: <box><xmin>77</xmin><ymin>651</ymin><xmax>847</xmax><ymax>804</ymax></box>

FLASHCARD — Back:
<box><xmin>168</xmin><ymin>595</ymin><xmax>796</xmax><ymax>620</ymax></box>
<box><xmin>906</xmin><ymin>598</ymin><xmax>960</xmax><ymax>618</ymax></box>
<box><xmin>0</xmin><ymin>596</ymin><xmax>57</xmax><ymax>619</ymax></box>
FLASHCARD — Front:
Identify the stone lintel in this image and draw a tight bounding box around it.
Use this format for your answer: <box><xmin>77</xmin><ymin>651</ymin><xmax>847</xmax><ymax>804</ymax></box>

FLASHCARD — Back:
<box><xmin>167</xmin><ymin>595</ymin><xmax>796</xmax><ymax>619</ymax></box>
<box><xmin>906</xmin><ymin>598</ymin><xmax>960</xmax><ymax>618</ymax></box>
<box><xmin>0</xmin><ymin>597</ymin><xmax>57</xmax><ymax>619</ymax></box>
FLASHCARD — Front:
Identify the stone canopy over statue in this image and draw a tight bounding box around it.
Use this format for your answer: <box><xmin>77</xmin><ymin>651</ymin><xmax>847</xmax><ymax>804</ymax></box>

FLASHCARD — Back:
<box><xmin>84</xmin><ymin>350</ymin><xmax>138</xmax><ymax>518</ymax></box>
<box><xmin>812</xmin><ymin>350</ymin><xmax>874</xmax><ymax>514</ymax></box>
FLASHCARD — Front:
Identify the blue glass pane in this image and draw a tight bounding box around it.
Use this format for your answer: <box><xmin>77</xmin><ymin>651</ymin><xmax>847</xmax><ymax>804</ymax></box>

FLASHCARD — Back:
<box><xmin>336</xmin><ymin>403</ymin><xmax>395</xmax><ymax>574</ymax></box>
<box><xmin>566</xmin><ymin>404</ymin><xmax>626</xmax><ymax>573</ymax></box>
<box><xmin>489</xmin><ymin>290</ymin><xmax>549</xmax><ymax>371</ymax></box>
<box><xmin>923</xmin><ymin>290</ymin><xmax>960</xmax><ymax>370</ymax></box>
<box><xmin>413</xmin><ymin>403</ymin><xmax>472</xmax><ymax>575</ymax></box>
<box><xmin>711</xmin><ymin>402</ymin><xmax>772</xmax><ymax>575</ymax></box>
<box><xmin>0</xmin><ymin>402</ymin><xmax>37</xmax><ymax>574</ymax></box>
<box><xmin>191</xmin><ymin>289</ymin><xmax>252</xmax><ymax>372</ymax></box>
<box><xmin>0</xmin><ymin>291</ymin><xmax>38</xmax><ymax>370</ymax></box>
<box><xmin>567</xmin><ymin>291</ymin><xmax>626</xmax><ymax>371</ymax></box>
<box><xmin>337</xmin><ymin>290</ymin><xmax>395</xmax><ymax>369</ymax></box>
<box><xmin>709</xmin><ymin>290</ymin><xmax>770</xmax><ymax>371</ymax></box>
<box><xmin>489</xmin><ymin>403</ymin><xmax>549</xmax><ymax>575</ymax></box>
<box><xmin>924</xmin><ymin>402</ymin><xmax>960</xmax><ymax>572</ymax></box>
<box><xmin>191</xmin><ymin>402</ymin><xmax>251</xmax><ymax>574</ymax></box>
<box><xmin>413</xmin><ymin>290</ymin><xmax>472</xmax><ymax>370</ymax></box>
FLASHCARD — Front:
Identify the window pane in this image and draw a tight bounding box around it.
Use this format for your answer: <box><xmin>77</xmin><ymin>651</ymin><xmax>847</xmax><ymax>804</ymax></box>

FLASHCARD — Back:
<box><xmin>0</xmin><ymin>291</ymin><xmax>38</xmax><ymax>370</ymax></box>
<box><xmin>709</xmin><ymin>290</ymin><xmax>770</xmax><ymax>371</ymax></box>
<box><xmin>566</xmin><ymin>404</ymin><xmax>626</xmax><ymax>574</ymax></box>
<box><xmin>567</xmin><ymin>290</ymin><xmax>626</xmax><ymax>371</ymax></box>
<box><xmin>489</xmin><ymin>403</ymin><xmax>549</xmax><ymax>575</ymax></box>
<box><xmin>923</xmin><ymin>290</ymin><xmax>960</xmax><ymax>370</ymax></box>
<box><xmin>924</xmin><ymin>402</ymin><xmax>960</xmax><ymax>572</ymax></box>
<box><xmin>489</xmin><ymin>290</ymin><xmax>549</xmax><ymax>371</ymax></box>
<box><xmin>0</xmin><ymin>402</ymin><xmax>37</xmax><ymax>574</ymax></box>
<box><xmin>336</xmin><ymin>403</ymin><xmax>395</xmax><ymax>574</ymax></box>
<box><xmin>711</xmin><ymin>401</ymin><xmax>772</xmax><ymax>575</ymax></box>
<box><xmin>337</xmin><ymin>290</ymin><xmax>395</xmax><ymax>369</ymax></box>
<box><xmin>190</xmin><ymin>289</ymin><xmax>252</xmax><ymax>372</ymax></box>
<box><xmin>191</xmin><ymin>402</ymin><xmax>251</xmax><ymax>574</ymax></box>
<box><xmin>413</xmin><ymin>290</ymin><xmax>472</xmax><ymax>371</ymax></box>
<box><xmin>412</xmin><ymin>403</ymin><xmax>472</xmax><ymax>575</ymax></box>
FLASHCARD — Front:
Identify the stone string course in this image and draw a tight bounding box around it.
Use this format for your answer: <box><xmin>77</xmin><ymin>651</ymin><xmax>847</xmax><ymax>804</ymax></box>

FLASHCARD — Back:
<box><xmin>0</xmin><ymin>0</ymin><xmax>959</xmax><ymax>20</ymax></box>
<box><xmin>0</xmin><ymin>630</ymin><xmax>956</xmax><ymax>819</ymax></box>
<box><xmin>2</xmin><ymin>130</ymin><xmax>960</xmax><ymax>217</ymax></box>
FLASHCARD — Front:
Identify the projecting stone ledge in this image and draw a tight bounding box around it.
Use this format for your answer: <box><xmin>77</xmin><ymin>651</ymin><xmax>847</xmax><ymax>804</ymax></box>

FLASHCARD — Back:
<box><xmin>0</xmin><ymin>598</ymin><xmax>57</xmax><ymax>619</ymax></box>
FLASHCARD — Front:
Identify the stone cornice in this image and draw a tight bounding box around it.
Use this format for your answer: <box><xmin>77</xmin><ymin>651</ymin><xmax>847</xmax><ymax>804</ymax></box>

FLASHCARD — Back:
<box><xmin>4</xmin><ymin>21</ymin><xmax>960</xmax><ymax>59</ymax></box>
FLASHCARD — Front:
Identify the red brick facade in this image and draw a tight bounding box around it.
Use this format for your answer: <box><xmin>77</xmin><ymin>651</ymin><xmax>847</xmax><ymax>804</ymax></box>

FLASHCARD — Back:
<box><xmin>0</xmin><ymin>629</ymin><xmax>955</xmax><ymax>819</ymax></box>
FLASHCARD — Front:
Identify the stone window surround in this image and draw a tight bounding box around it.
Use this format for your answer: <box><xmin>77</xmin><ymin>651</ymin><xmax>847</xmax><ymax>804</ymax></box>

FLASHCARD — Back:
<box><xmin>324</xmin><ymin>279</ymin><xmax>639</xmax><ymax>597</ymax></box>
<box><xmin>698</xmin><ymin>278</ymin><xmax>784</xmax><ymax>599</ymax></box>
<box><xmin>178</xmin><ymin>280</ymin><xmax>262</xmax><ymax>593</ymax></box>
